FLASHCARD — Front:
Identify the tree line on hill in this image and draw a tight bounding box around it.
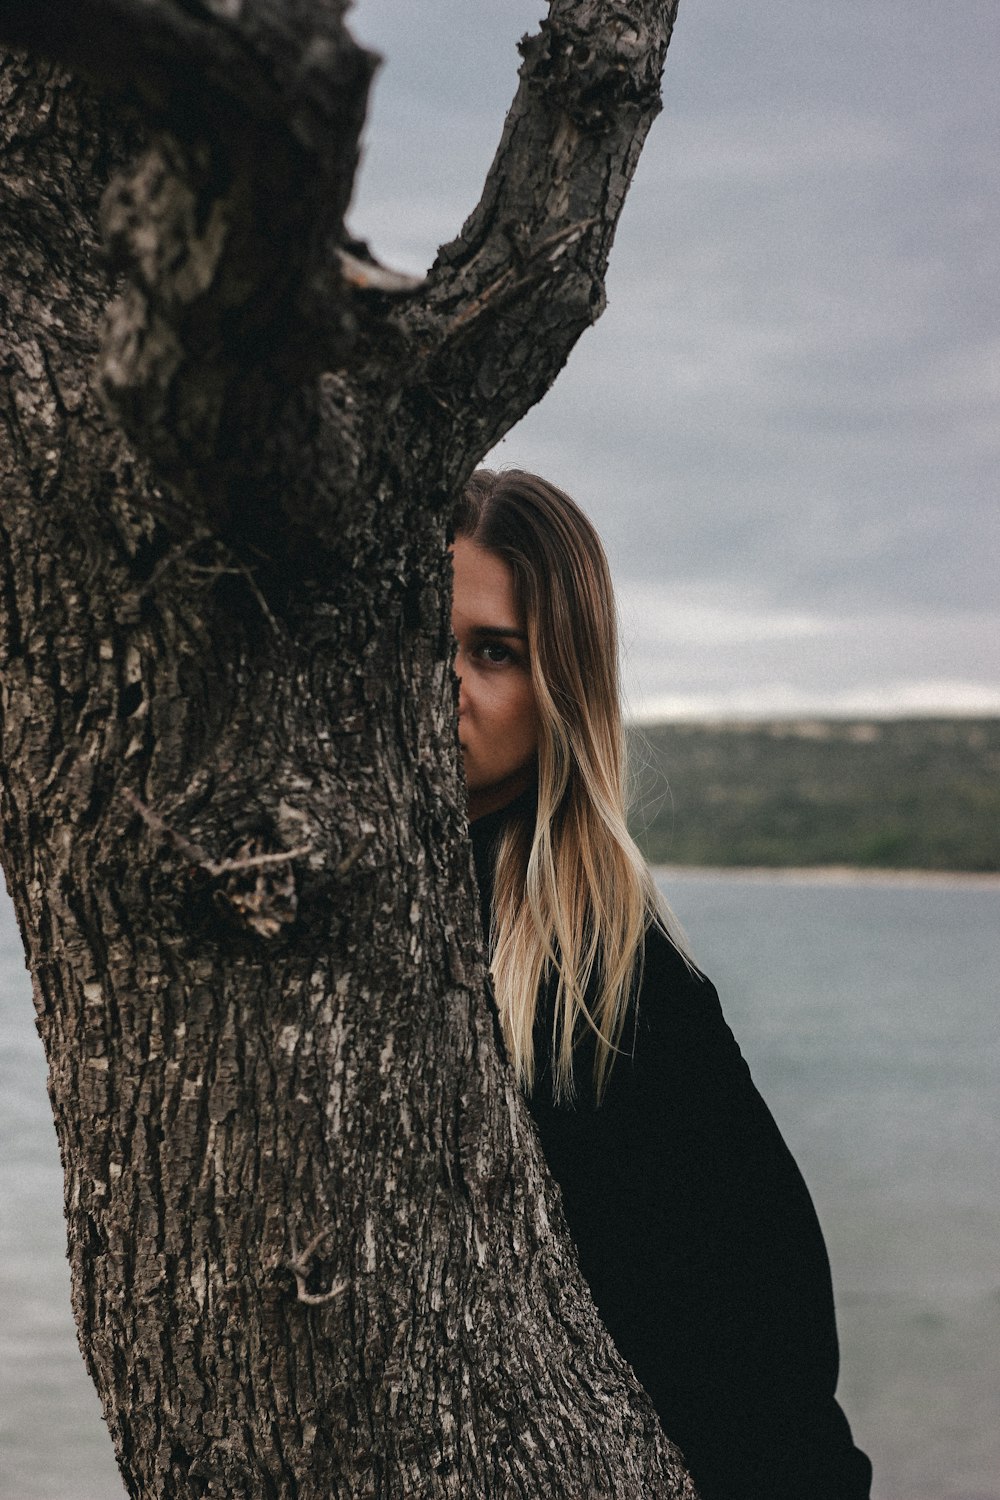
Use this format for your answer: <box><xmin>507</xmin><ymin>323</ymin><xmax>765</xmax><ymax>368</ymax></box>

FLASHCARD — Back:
<box><xmin>627</xmin><ymin>718</ymin><xmax>1000</xmax><ymax>872</ymax></box>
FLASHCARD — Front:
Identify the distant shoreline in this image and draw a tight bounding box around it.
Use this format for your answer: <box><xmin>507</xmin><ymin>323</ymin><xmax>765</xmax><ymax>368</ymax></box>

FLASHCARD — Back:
<box><xmin>652</xmin><ymin>863</ymin><xmax>1000</xmax><ymax>888</ymax></box>
<box><xmin>630</xmin><ymin>718</ymin><xmax>1000</xmax><ymax>874</ymax></box>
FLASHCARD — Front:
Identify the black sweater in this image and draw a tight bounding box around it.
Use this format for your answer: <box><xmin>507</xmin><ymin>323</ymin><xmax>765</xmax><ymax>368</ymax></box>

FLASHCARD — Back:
<box><xmin>472</xmin><ymin>797</ymin><xmax>872</xmax><ymax>1500</ymax></box>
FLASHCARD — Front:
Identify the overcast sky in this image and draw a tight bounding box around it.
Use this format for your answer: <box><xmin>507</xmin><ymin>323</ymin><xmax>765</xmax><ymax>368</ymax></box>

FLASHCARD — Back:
<box><xmin>347</xmin><ymin>0</ymin><xmax>998</xmax><ymax>719</ymax></box>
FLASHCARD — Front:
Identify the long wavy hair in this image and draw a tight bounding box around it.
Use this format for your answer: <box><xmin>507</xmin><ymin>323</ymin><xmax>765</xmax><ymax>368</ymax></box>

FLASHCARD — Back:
<box><xmin>455</xmin><ymin>468</ymin><xmax>691</xmax><ymax>1102</ymax></box>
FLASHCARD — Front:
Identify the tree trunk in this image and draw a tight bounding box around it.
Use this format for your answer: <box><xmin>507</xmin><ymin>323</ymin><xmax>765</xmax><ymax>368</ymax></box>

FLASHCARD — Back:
<box><xmin>0</xmin><ymin>4</ymin><xmax>698</xmax><ymax>1495</ymax></box>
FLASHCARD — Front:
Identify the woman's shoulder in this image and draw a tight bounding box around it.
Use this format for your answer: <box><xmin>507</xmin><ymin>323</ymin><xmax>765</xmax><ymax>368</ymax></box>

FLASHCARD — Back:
<box><xmin>610</xmin><ymin>921</ymin><xmax>750</xmax><ymax>1099</ymax></box>
<box><xmin>636</xmin><ymin>921</ymin><xmax>730</xmax><ymax>1041</ymax></box>
<box><xmin>531</xmin><ymin>918</ymin><xmax>748</xmax><ymax>1114</ymax></box>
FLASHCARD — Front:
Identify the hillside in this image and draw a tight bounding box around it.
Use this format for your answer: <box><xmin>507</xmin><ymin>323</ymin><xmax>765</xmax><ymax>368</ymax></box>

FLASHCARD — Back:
<box><xmin>626</xmin><ymin>718</ymin><xmax>1000</xmax><ymax>872</ymax></box>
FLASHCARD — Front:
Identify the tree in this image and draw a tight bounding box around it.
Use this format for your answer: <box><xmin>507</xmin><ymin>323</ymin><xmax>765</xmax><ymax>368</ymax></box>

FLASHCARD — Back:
<box><xmin>0</xmin><ymin>3</ymin><xmax>698</xmax><ymax>1495</ymax></box>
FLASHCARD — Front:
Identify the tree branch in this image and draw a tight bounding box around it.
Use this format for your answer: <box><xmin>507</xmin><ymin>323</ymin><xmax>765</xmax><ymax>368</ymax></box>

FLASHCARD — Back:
<box><xmin>388</xmin><ymin>0</ymin><xmax>681</xmax><ymax>479</ymax></box>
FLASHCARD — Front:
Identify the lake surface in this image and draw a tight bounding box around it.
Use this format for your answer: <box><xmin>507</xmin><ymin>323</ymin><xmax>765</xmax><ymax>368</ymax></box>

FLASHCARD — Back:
<box><xmin>2</xmin><ymin>874</ymin><xmax>998</xmax><ymax>1500</ymax></box>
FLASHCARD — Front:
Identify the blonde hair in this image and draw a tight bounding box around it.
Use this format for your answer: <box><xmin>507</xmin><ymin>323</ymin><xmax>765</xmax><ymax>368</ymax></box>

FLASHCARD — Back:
<box><xmin>456</xmin><ymin>469</ymin><xmax>691</xmax><ymax>1102</ymax></box>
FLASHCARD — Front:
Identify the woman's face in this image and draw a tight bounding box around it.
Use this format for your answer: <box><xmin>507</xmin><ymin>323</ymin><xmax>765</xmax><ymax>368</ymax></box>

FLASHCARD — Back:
<box><xmin>451</xmin><ymin>535</ymin><xmax>540</xmax><ymax>820</ymax></box>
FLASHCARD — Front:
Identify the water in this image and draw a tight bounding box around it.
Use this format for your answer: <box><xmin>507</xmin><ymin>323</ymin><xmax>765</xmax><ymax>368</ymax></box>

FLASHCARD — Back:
<box><xmin>2</xmin><ymin>876</ymin><xmax>998</xmax><ymax>1500</ymax></box>
<box><xmin>0</xmin><ymin>903</ymin><xmax>126</xmax><ymax>1500</ymax></box>
<box><xmin>657</xmin><ymin>869</ymin><xmax>1000</xmax><ymax>1500</ymax></box>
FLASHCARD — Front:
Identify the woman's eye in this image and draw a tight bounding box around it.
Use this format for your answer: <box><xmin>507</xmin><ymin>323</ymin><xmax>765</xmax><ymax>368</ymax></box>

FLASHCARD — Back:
<box><xmin>480</xmin><ymin>642</ymin><xmax>513</xmax><ymax>665</ymax></box>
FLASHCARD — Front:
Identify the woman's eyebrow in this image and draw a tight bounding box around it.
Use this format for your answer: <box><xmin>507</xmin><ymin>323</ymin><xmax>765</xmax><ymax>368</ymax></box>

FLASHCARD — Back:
<box><xmin>471</xmin><ymin>624</ymin><xmax>528</xmax><ymax>641</ymax></box>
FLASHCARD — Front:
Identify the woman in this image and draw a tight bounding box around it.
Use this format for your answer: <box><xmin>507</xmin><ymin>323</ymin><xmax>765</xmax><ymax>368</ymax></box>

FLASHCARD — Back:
<box><xmin>452</xmin><ymin>468</ymin><xmax>873</xmax><ymax>1500</ymax></box>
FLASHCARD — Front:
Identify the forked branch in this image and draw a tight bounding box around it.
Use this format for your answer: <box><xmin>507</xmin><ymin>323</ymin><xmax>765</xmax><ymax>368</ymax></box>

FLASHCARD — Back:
<box><xmin>0</xmin><ymin>0</ymin><xmax>680</xmax><ymax>554</ymax></box>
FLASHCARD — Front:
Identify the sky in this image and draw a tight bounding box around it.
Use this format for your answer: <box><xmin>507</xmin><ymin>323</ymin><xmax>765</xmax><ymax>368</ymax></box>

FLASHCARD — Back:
<box><xmin>347</xmin><ymin>0</ymin><xmax>999</xmax><ymax>720</ymax></box>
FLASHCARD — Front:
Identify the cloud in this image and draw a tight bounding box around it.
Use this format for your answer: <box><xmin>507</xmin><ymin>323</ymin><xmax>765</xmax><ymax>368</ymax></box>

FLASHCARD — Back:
<box><xmin>655</xmin><ymin>111</ymin><xmax>905</xmax><ymax>185</ymax></box>
<box><xmin>618</xmin><ymin>584</ymin><xmax>835</xmax><ymax>647</ymax></box>
<box><xmin>351</xmin><ymin>0</ymin><xmax>999</xmax><ymax>716</ymax></box>
<box><xmin>618</xmin><ymin>598</ymin><xmax>1000</xmax><ymax>721</ymax></box>
<box><xmin>628</xmin><ymin>680</ymin><xmax>1000</xmax><ymax>724</ymax></box>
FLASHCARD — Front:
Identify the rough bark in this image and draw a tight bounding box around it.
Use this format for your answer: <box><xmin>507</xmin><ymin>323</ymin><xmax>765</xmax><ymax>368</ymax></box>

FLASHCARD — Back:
<box><xmin>0</xmin><ymin>3</ymin><xmax>697</xmax><ymax>1495</ymax></box>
